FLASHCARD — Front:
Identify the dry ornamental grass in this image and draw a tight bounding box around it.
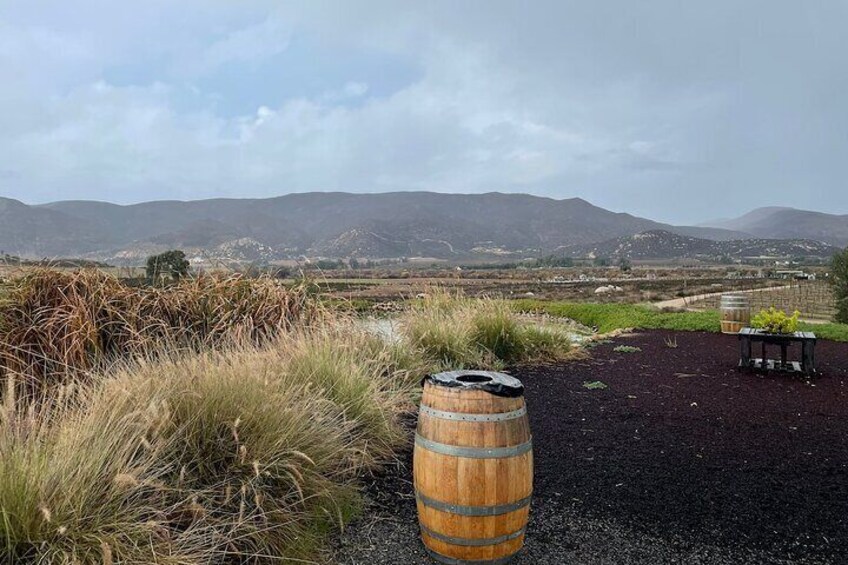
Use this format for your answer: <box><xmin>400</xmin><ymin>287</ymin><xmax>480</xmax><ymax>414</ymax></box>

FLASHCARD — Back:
<box><xmin>0</xmin><ymin>326</ymin><xmax>421</xmax><ymax>564</ymax></box>
<box><xmin>0</xmin><ymin>275</ymin><xmax>580</xmax><ymax>563</ymax></box>
<box><xmin>0</xmin><ymin>269</ymin><xmax>310</xmax><ymax>391</ymax></box>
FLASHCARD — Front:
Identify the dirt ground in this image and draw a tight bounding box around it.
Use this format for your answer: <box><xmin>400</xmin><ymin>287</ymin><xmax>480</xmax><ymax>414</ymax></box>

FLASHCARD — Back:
<box><xmin>332</xmin><ymin>330</ymin><xmax>848</xmax><ymax>564</ymax></box>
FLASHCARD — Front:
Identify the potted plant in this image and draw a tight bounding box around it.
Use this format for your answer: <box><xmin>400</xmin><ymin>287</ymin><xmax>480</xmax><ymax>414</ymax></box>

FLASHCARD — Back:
<box><xmin>750</xmin><ymin>307</ymin><xmax>801</xmax><ymax>335</ymax></box>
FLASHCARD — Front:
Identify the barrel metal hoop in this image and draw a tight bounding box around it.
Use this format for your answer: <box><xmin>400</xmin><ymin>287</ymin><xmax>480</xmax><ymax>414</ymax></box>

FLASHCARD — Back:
<box><xmin>420</xmin><ymin>524</ymin><xmax>526</xmax><ymax>547</ymax></box>
<box><xmin>424</xmin><ymin>547</ymin><xmax>521</xmax><ymax>565</ymax></box>
<box><xmin>420</xmin><ymin>405</ymin><xmax>527</xmax><ymax>422</ymax></box>
<box><xmin>415</xmin><ymin>434</ymin><xmax>533</xmax><ymax>459</ymax></box>
<box><xmin>416</xmin><ymin>491</ymin><xmax>532</xmax><ymax>517</ymax></box>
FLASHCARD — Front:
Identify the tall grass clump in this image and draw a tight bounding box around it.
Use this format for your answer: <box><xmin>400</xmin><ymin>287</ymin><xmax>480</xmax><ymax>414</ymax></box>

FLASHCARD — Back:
<box><xmin>0</xmin><ymin>269</ymin><xmax>311</xmax><ymax>390</ymax></box>
<box><xmin>106</xmin><ymin>351</ymin><xmax>365</xmax><ymax>561</ymax></box>
<box><xmin>402</xmin><ymin>290</ymin><xmax>582</xmax><ymax>369</ymax></box>
<box><xmin>401</xmin><ymin>292</ymin><xmax>484</xmax><ymax>368</ymax></box>
<box><xmin>0</xmin><ymin>382</ymin><xmax>188</xmax><ymax>563</ymax></box>
<box><xmin>276</xmin><ymin>321</ymin><xmax>425</xmax><ymax>461</ymax></box>
<box><xmin>0</xmin><ymin>322</ymin><xmax>417</xmax><ymax>563</ymax></box>
<box><xmin>470</xmin><ymin>300</ymin><xmax>529</xmax><ymax>364</ymax></box>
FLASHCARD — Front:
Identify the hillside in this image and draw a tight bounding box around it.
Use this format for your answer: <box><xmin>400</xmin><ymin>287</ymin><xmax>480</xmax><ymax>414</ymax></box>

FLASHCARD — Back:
<box><xmin>704</xmin><ymin>207</ymin><xmax>848</xmax><ymax>247</ymax></box>
<box><xmin>1</xmin><ymin>193</ymin><xmax>746</xmax><ymax>263</ymax></box>
<box><xmin>566</xmin><ymin>230</ymin><xmax>840</xmax><ymax>262</ymax></box>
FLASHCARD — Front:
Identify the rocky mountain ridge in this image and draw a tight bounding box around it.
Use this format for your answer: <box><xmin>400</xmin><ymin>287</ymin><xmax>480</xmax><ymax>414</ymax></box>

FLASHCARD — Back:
<box><xmin>1</xmin><ymin>192</ymin><xmax>843</xmax><ymax>264</ymax></box>
<box><xmin>566</xmin><ymin>230</ymin><xmax>840</xmax><ymax>262</ymax></box>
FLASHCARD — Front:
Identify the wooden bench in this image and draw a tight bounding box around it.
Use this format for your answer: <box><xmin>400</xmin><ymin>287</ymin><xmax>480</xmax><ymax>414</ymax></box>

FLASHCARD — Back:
<box><xmin>738</xmin><ymin>328</ymin><xmax>816</xmax><ymax>376</ymax></box>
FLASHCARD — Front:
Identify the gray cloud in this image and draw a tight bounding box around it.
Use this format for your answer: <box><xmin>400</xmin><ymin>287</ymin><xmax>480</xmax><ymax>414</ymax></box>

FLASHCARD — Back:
<box><xmin>0</xmin><ymin>1</ymin><xmax>846</xmax><ymax>223</ymax></box>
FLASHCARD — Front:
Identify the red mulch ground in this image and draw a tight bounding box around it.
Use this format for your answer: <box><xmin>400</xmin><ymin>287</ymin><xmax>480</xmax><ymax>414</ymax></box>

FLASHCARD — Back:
<box><xmin>522</xmin><ymin>330</ymin><xmax>848</xmax><ymax>562</ymax></box>
<box><xmin>335</xmin><ymin>330</ymin><xmax>848</xmax><ymax>564</ymax></box>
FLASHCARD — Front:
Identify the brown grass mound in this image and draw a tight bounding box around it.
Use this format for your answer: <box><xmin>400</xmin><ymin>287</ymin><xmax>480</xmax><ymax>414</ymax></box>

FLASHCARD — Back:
<box><xmin>0</xmin><ymin>269</ymin><xmax>310</xmax><ymax>388</ymax></box>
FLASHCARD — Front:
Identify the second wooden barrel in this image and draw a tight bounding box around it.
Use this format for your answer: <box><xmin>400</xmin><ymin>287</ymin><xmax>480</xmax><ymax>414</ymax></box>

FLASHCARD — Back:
<box><xmin>414</xmin><ymin>370</ymin><xmax>532</xmax><ymax>564</ymax></box>
<box><xmin>720</xmin><ymin>294</ymin><xmax>751</xmax><ymax>334</ymax></box>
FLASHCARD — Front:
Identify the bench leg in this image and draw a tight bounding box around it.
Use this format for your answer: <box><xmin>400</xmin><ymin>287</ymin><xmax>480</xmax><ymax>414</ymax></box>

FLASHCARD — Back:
<box><xmin>762</xmin><ymin>341</ymin><xmax>767</xmax><ymax>370</ymax></box>
<box><xmin>802</xmin><ymin>341</ymin><xmax>816</xmax><ymax>375</ymax></box>
<box><xmin>739</xmin><ymin>336</ymin><xmax>752</xmax><ymax>370</ymax></box>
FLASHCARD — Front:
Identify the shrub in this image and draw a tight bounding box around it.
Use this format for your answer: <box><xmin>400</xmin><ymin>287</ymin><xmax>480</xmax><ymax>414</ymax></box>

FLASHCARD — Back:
<box><xmin>404</xmin><ymin>303</ymin><xmax>485</xmax><ymax>369</ymax></box>
<box><xmin>0</xmin><ymin>270</ymin><xmax>311</xmax><ymax>390</ymax></box>
<box><xmin>277</xmin><ymin>323</ymin><xmax>422</xmax><ymax>459</ymax></box>
<box><xmin>402</xmin><ymin>291</ymin><xmax>582</xmax><ymax>369</ymax></box>
<box><xmin>470</xmin><ymin>301</ymin><xmax>528</xmax><ymax>364</ymax></box>
<box><xmin>0</xmin><ymin>386</ymin><xmax>181</xmax><ymax>563</ymax></box>
<box><xmin>751</xmin><ymin>307</ymin><xmax>801</xmax><ymax>334</ymax></box>
<box><xmin>114</xmin><ymin>351</ymin><xmax>364</xmax><ymax>561</ymax></box>
<box><xmin>830</xmin><ymin>248</ymin><xmax>848</xmax><ymax>323</ymax></box>
<box><xmin>0</xmin><ymin>278</ymin><xmax>584</xmax><ymax>562</ymax></box>
<box><xmin>0</xmin><ymin>323</ymin><xmax>416</xmax><ymax>563</ymax></box>
<box><xmin>146</xmin><ymin>249</ymin><xmax>190</xmax><ymax>282</ymax></box>
<box><xmin>519</xmin><ymin>324</ymin><xmax>579</xmax><ymax>362</ymax></box>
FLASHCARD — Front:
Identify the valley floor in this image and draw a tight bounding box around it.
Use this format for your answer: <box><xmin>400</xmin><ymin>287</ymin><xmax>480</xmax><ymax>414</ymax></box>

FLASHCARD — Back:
<box><xmin>332</xmin><ymin>330</ymin><xmax>848</xmax><ymax>565</ymax></box>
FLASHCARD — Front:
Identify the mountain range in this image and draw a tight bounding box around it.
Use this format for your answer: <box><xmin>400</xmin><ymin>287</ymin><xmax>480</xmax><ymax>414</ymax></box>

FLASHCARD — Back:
<box><xmin>702</xmin><ymin>207</ymin><xmax>848</xmax><ymax>247</ymax></box>
<box><xmin>565</xmin><ymin>230</ymin><xmax>840</xmax><ymax>262</ymax></box>
<box><xmin>0</xmin><ymin>193</ymin><xmax>844</xmax><ymax>264</ymax></box>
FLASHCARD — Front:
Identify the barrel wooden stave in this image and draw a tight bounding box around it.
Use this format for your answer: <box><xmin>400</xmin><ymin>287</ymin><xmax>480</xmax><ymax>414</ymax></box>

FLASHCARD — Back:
<box><xmin>421</xmin><ymin>529</ymin><xmax>525</xmax><ymax>564</ymax></box>
<box><xmin>720</xmin><ymin>294</ymin><xmax>751</xmax><ymax>334</ymax></box>
<box><xmin>414</xmin><ymin>380</ymin><xmax>532</xmax><ymax>563</ymax></box>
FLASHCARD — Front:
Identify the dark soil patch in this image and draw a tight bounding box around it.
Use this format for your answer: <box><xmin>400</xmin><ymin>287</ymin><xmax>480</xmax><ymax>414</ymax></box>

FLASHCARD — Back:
<box><xmin>333</xmin><ymin>330</ymin><xmax>848</xmax><ymax>564</ymax></box>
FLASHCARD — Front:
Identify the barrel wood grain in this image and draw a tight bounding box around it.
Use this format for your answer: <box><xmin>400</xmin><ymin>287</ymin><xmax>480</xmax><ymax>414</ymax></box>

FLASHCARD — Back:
<box><xmin>414</xmin><ymin>380</ymin><xmax>533</xmax><ymax>563</ymax></box>
<box><xmin>721</xmin><ymin>295</ymin><xmax>751</xmax><ymax>335</ymax></box>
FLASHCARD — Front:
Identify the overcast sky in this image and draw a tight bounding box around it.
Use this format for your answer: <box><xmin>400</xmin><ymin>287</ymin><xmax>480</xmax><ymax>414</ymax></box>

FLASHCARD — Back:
<box><xmin>1</xmin><ymin>1</ymin><xmax>846</xmax><ymax>224</ymax></box>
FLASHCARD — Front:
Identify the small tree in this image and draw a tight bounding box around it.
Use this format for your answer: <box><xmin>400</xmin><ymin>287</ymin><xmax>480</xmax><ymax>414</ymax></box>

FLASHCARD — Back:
<box><xmin>146</xmin><ymin>250</ymin><xmax>190</xmax><ymax>283</ymax></box>
<box><xmin>315</xmin><ymin>259</ymin><xmax>342</xmax><ymax>270</ymax></box>
<box><xmin>273</xmin><ymin>265</ymin><xmax>293</xmax><ymax>279</ymax></box>
<box><xmin>830</xmin><ymin>248</ymin><xmax>848</xmax><ymax>323</ymax></box>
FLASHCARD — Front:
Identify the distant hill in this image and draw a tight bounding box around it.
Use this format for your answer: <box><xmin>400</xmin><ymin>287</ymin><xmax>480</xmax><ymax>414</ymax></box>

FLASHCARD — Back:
<box><xmin>1</xmin><ymin>192</ymin><xmax>747</xmax><ymax>264</ymax></box>
<box><xmin>565</xmin><ymin>230</ymin><xmax>840</xmax><ymax>262</ymax></box>
<box><xmin>704</xmin><ymin>207</ymin><xmax>848</xmax><ymax>247</ymax></box>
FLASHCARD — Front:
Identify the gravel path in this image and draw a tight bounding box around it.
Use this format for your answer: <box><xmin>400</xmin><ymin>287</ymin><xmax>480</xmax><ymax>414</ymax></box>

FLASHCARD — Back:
<box><xmin>332</xmin><ymin>331</ymin><xmax>848</xmax><ymax>564</ymax></box>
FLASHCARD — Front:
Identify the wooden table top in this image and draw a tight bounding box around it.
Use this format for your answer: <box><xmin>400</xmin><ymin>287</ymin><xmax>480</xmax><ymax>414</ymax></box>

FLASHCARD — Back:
<box><xmin>738</xmin><ymin>328</ymin><xmax>816</xmax><ymax>340</ymax></box>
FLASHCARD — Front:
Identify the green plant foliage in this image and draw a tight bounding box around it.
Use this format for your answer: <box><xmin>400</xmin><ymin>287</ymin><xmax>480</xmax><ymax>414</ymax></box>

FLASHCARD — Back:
<box><xmin>800</xmin><ymin>322</ymin><xmax>848</xmax><ymax>341</ymax></box>
<box><xmin>514</xmin><ymin>300</ymin><xmax>722</xmax><ymax>334</ymax></box>
<box><xmin>470</xmin><ymin>302</ymin><xmax>528</xmax><ymax>364</ymax></box>
<box><xmin>583</xmin><ymin>380</ymin><xmax>608</xmax><ymax>390</ymax></box>
<box><xmin>514</xmin><ymin>299</ymin><xmax>848</xmax><ymax>342</ymax></box>
<box><xmin>145</xmin><ymin>249</ymin><xmax>190</xmax><ymax>282</ymax></box>
<box><xmin>830</xmin><ymin>247</ymin><xmax>848</xmax><ymax>323</ymax></box>
<box><xmin>613</xmin><ymin>345</ymin><xmax>641</xmax><ymax>353</ymax></box>
<box><xmin>402</xmin><ymin>291</ymin><xmax>583</xmax><ymax>370</ymax></box>
<box><xmin>751</xmin><ymin>307</ymin><xmax>801</xmax><ymax>334</ymax></box>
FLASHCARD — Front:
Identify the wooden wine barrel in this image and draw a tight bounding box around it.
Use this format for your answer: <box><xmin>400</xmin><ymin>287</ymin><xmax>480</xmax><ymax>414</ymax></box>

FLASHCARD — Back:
<box><xmin>721</xmin><ymin>294</ymin><xmax>751</xmax><ymax>334</ymax></box>
<box><xmin>414</xmin><ymin>370</ymin><xmax>532</xmax><ymax>564</ymax></box>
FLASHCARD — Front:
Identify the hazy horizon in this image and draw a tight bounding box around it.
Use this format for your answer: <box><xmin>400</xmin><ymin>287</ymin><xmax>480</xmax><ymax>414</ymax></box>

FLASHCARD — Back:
<box><xmin>2</xmin><ymin>2</ymin><xmax>847</xmax><ymax>224</ymax></box>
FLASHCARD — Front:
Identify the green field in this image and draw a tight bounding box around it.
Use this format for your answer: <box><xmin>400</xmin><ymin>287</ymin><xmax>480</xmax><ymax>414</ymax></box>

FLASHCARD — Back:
<box><xmin>515</xmin><ymin>300</ymin><xmax>848</xmax><ymax>342</ymax></box>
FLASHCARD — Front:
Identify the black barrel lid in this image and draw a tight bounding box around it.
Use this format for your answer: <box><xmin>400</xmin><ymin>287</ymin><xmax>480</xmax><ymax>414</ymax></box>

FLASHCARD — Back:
<box><xmin>425</xmin><ymin>370</ymin><xmax>524</xmax><ymax>398</ymax></box>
